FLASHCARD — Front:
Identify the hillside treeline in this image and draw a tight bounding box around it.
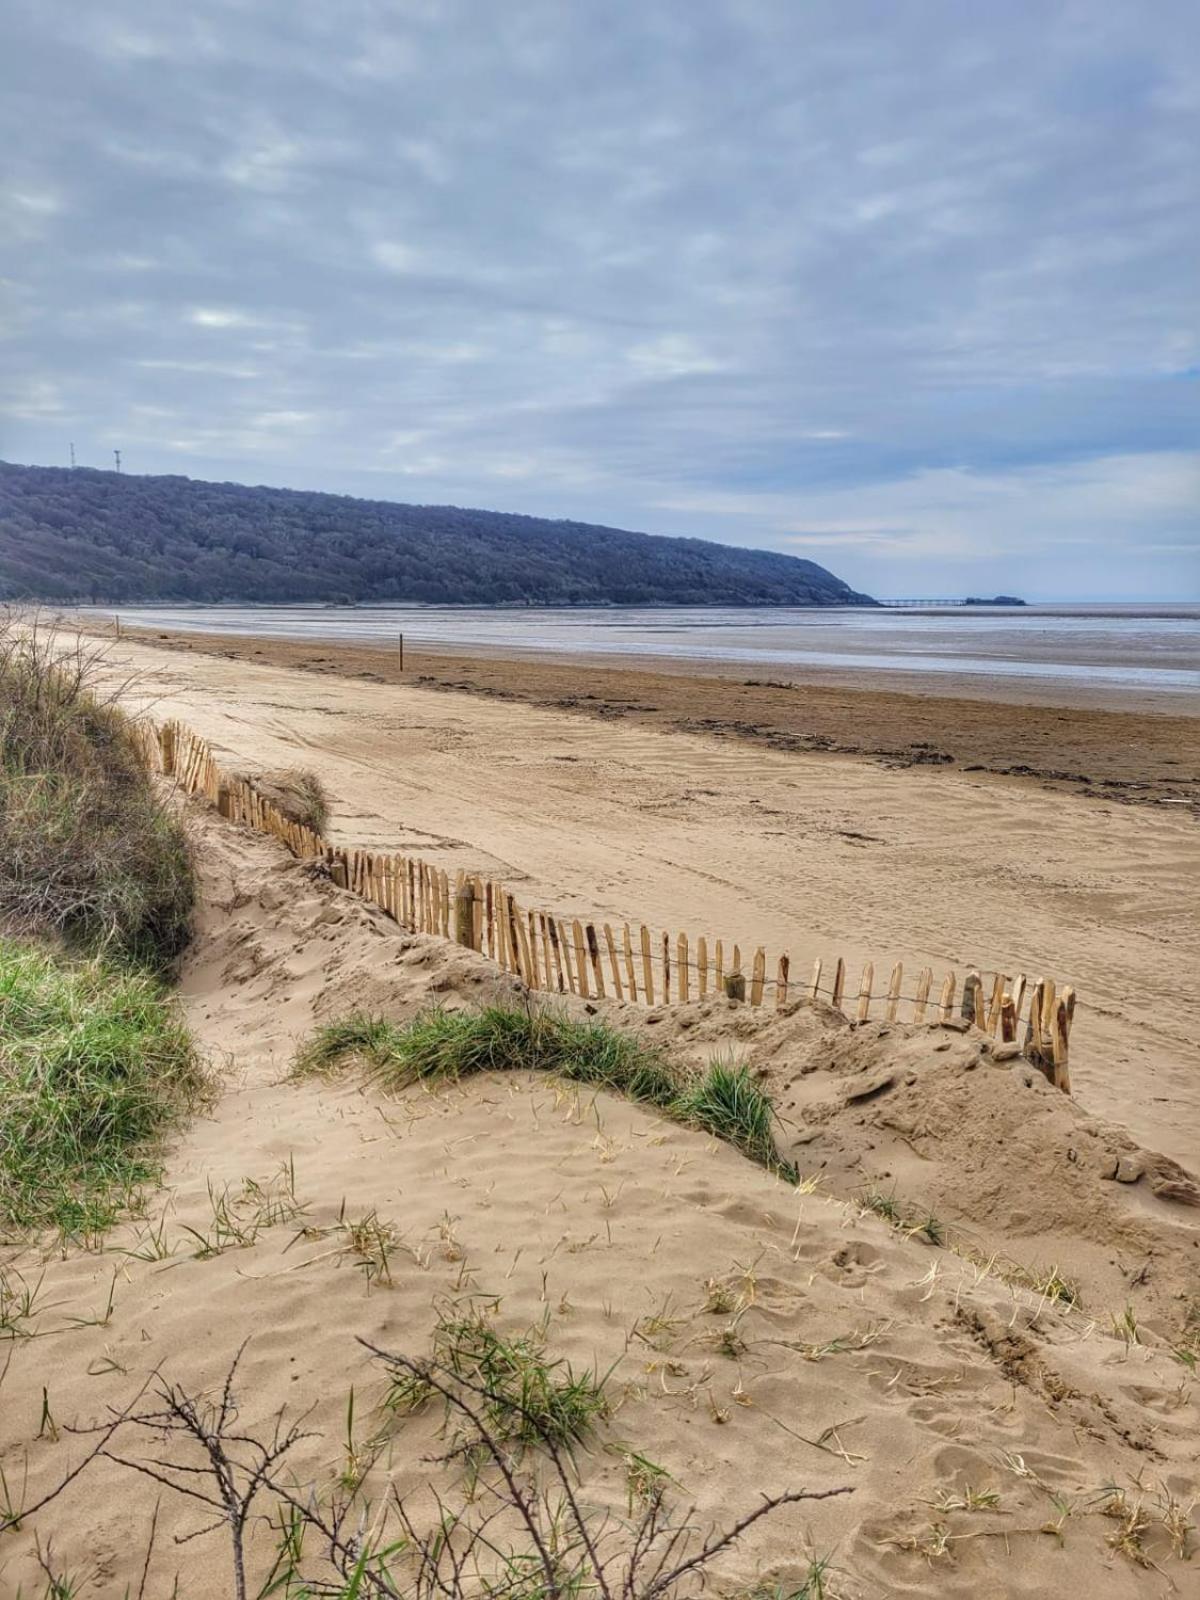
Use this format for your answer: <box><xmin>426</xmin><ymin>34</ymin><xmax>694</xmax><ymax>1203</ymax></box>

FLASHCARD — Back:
<box><xmin>0</xmin><ymin>461</ymin><xmax>873</xmax><ymax>607</ymax></box>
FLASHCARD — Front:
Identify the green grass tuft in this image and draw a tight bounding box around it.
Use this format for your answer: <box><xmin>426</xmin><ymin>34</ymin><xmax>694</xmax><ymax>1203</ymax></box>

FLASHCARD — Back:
<box><xmin>387</xmin><ymin>1306</ymin><xmax>611</xmax><ymax>1452</ymax></box>
<box><xmin>295</xmin><ymin>1004</ymin><xmax>680</xmax><ymax>1107</ymax></box>
<box><xmin>0</xmin><ymin>938</ymin><xmax>208</xmax><ymax>1234</ymax></box>
<box><xmin>296</xmin><ymin>1005</ymin><xmax>794</xmax><ymax>1177</ymax></box>
<box><xmin>672</xmin><ymin>1058</ymin><xmax>794</xmax><ymax>1178</ymax></box>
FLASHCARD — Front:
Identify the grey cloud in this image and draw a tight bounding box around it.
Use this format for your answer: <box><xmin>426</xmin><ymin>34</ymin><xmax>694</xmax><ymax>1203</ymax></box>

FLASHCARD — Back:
<box><xmin>1</xmin><ymin>0</ymin><xmax>1197</xmax><ymax>598</ymax></box>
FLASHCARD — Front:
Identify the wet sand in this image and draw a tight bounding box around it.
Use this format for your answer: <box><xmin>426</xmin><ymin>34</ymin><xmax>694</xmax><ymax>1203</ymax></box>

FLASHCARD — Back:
<box><xmin>104</xmin><ymin>620</ymin><xmax>1200</xmax><ymax>810</ymax></box>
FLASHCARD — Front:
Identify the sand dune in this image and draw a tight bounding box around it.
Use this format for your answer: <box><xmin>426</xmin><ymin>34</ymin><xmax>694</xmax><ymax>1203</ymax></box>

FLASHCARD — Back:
<box><xmin>2</xmin><ymin>809</ymin><xmax>1196</xmax><ymax>1596</ymax></box>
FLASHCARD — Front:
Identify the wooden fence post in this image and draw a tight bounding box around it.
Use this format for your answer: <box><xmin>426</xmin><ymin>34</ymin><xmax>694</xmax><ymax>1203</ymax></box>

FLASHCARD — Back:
<box><xmin>1000</xmin><ymin>992</ymin><xmax>1016</xmax><ymax>1042</ymax></box>
<box><xmin>454</xmin><ymin>880</ymin><xmax>477</xmax><ymax>949</ymax></box>
<box><xmin>621</xmin><ymin>924</ymin><xmax>638</xmax><ymax>1002</ymax></box>
<box><xmin>750</xmin><ymin>947</ymin><xmax>766</xmax><ymax>1007</ymax></box>
<box><xmin>723</xmin><ymin>970</ymin><xmax>746</xmax><ymax>1002</ymax></box>
<box><xmin>938</xmin><ymin>972</ymin><xmax>957</xmax><ymax>1023</ymax></box>
<box><xmin>856</xmin><ymin>961</ymin><xmax>873</xmax><ymax>1022</ymax></box>
<box><xmin>572</xmin><ymin>920</ymin><xmax>590</xmax><ymax>998</ymax></box>
<box><xmin>604</xmin><ymin>925</ymin><xmax>624</xmax><ymax>1000</ymax></box>
<box><xmin>558</xmin><ymin>918</ymin><xmax>577</xmax><ymax>992</ymax></box>
<box><xmin>1052</xmin><ymin>986</ymin><xmax>1075</xmax><ymax>1094</ymax></box>
<box><xmin>913</xmin><ymin>967</ymin><xmax>932</xmax><ymax>1023</ymax></box>
<box><xmin>831</xmin><ymin>958</ymin><xmax>846</xmax><ymax>1012</ymax></box>
<box><xmin>885</xmin><ymin>963</ymin><xmax>902</xmax><ymax>1023</ymax></box>
<box><xmin>585</xmin><ymin>924</ymin><xmax>606</xmax><ymax>998</ymax></box>
<box><xmin>775</xmin><ymin>953</ymin><xmax>789</xmax><ymax>1009</ymax></box>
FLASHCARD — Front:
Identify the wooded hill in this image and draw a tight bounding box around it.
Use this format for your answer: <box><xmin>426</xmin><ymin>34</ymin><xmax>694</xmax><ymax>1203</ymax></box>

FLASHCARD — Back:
<box><xmin>0</xmin><ymin>461</ymin><xmax>873</xmax><ymax>607</ymax></box>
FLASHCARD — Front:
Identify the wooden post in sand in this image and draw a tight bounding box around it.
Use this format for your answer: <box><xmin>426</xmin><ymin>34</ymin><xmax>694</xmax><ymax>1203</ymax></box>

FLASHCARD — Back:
<box><xmin>938</xmin><ymin>972</ymin><xmax>956</xmax><ymax>1023</ymax></box>
<box><xmin>912</xmin><ymin>967</ymin><xmax>933</xmax><ymax>1023</ymax></box>
<box><xmin>750</xmin><ymin>947</ymin><xmax>766</xmax><ymax>1007</ymax></box>
<box><xmin>1051</xmin><ymin>987</ymin><xmax>1075</xmax><ymax>1094</ymax></box>
<box><xmin>885</xmin><ymin>963</ymin><xmax>903</xmax><ymax>1023</ymax></box>
<box><xmin>856</xmin><ymin>961</ymin><xmax>874</xmax><ymax>1022</ymax></box>
<box><xmin>723</xmin><ymin>969</ymin><xmax>746</xmax><ymax>1002</ymax></box>
<box><xmin>454</xmin><ymin>880</ymin><xmax>477</xmax><ymax>950</ymax></box>
<box><xmin>160</xmin><ymin>722</ymin><xmax>176</xmax><ymax>776</ymax></box>
<box><xmin>623</xmin><ymin>924</ymin><xmax>638</xmax><ymax>1002</ymax></box>
<box><xmin>1025</xmin><ymin>978</ymin><xmax>1045</xmax><ymax>1060</ymax></box>
<box><xmin>398</xmin><ymin>633</ymin><xmax>404</xmax><ymax>671</ymax></box>
<box><xmin>1000</xmin><ymin>992</ymin><xmax>1017</xmax><ymax>1042</ymax></box>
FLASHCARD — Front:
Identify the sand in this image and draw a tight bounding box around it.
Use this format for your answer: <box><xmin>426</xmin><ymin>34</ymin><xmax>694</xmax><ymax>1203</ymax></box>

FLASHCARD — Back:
<box><xmin>98</xmin><ymin>621</ymin><xmax>1200</xmax><ymax>804</ymax></box>
<box><xmin>91</xmin><ymin>625</ymin><xmax>1200</xmax><ymax>1170</ymax></box>
<box><xmin>2</xmin><ymin>810</ymin><xmax>1197</xmax><ymax>1596</ymax></box>
<box><xmin>2</xmin><ymin>621</ymin><xmax>1197</xmax><ymax>1594</ymax></box>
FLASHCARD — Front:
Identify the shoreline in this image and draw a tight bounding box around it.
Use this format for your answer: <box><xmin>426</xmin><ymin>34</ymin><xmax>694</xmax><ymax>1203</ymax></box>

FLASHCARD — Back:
<box><xmin>89</xmin><ymin>618</ymin><xmax>1200</xmax><ymax>811</ymax></box>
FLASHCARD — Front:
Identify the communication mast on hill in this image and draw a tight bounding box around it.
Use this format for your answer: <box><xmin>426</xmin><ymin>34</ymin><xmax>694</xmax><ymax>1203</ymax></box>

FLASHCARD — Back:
<box><xmin>113</xmin><ymin>449</ymin><xmax>122</xmax><ymax>473</ymax></box>
<box><xmin>69</xmin><ymin>442</ymin><xmax>76</xmax><ymax>468</ymax></box>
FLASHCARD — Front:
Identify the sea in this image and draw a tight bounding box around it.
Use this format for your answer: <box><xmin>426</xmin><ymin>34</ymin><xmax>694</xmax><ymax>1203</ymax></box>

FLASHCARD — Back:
<box><xmin>81</xmin><ymin>603</ymin><xmax>1200</xmax><ymax>699</ymax></box>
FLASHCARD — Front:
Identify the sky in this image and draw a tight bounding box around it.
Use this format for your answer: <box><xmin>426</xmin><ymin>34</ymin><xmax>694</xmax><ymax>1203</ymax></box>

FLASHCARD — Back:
<box><xmin>1</xmin><ymin>0</ymin><xmax>1197</xmax><ymax>601</ymax></box>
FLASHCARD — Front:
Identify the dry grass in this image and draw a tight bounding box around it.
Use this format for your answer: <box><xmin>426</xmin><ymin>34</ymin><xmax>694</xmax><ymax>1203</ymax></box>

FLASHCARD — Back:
<box><xmin>0</xmin><ymin>611</ymin><xmax>192</xmax><ymax>968</ymax></box>
<box><xmin>241</xmin><ymin>766</ymin><xmax>329</xmax><ymax>833</ymax></box>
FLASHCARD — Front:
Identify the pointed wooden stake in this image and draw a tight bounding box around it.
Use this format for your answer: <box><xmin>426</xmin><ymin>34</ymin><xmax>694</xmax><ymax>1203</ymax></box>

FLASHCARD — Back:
<box><xmin>573</xmin><ymin>920</ymin><xmax>590</xmax><ymax>998</ymax></box>
<box><xmin>885</xmin><ymin>962</ymin><xmax>903</xmax><ymax>1022</ymax></box>
<box><xmin>750</xmin><ymin>946</ymin><xmax>766</xmax><ymax>1006</ymax></box>
<box><xmin>604</xmin><ymin>924</ymin><xmax>624</xmax><ymax>1000</ymax></box>
<box><xmin>856</xmin><ymin>961</ymin><xmax>874</xmax><ymax>1022</ymax></box>
<box><xmin>831</xmin><ymin>957</ymin><xmax>846</xmax><ymax>1011</ymax></box>
<box><xmin>622</xmin><ymin>923</ymin><xmax>638</xmax><ymax>1002</ymax></box>
<box><xmin>938</xmin><ymin>972</ymin><xmax>956</xmax><ymax>1023</ymax></box>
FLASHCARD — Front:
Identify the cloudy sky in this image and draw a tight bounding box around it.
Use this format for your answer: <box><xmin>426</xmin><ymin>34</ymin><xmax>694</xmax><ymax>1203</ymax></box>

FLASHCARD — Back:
<box><xmin>2</xmin><ymin>0</ymin><xmax>1196</xmax><ymax>599</ymax></box>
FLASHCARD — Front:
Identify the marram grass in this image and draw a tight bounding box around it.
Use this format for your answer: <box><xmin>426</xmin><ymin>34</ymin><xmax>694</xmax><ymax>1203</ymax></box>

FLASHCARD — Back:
<box><xmin>296</xmin><ymin>1004</ymin><xmax>794</xmax><ymax>1179</ymax></box>
<box><xmin>0</xmin><ymin>938</ymin><xmax>208</xmax><ymax>1234</ymax></box>
<box><xmin>673</xmin><ymin>1057</ymin><xmax>788</xmax><ymax>1173</ymax></box>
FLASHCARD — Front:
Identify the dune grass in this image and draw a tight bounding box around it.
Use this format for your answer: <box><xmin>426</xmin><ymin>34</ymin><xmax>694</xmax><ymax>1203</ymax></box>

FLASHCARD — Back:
<box><xmin>0</xmin><ymin>938</ymin><xmax>208</xmax><ymax>1234</ymax></box>
<box><xmin>296</xmin><ymin>1003</ymin><xmax>681</xmax><ymax>1107</ymax></box>
<box><xmin>388</xmin><ymin>1306</ymin><xmax>612</xmax><ymax>1452</ymax></box>
<box><xmin>673</xmin><ymin>1057</ymin><xmax>783</xmax><ymax>1170</ymax></box>
<box><xmin>0</xmin><ymin>614</ymin><xmax>193</xmax><ymax>968</ymax></box>
<box><xmin>246</xmin><ymin>766</ymin><xmax>329</xmax><ymax>833</ymax></box>
<box><xmin>296</xmin><ymin>1004</ymin><xmax>795</xmax><ymax>1179</ymax></box>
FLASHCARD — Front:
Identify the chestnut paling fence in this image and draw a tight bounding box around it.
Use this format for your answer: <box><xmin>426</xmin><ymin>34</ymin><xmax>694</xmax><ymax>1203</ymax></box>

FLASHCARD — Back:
<box><xmin>148</xmin><ymin>719</ymin><xmax>1078</xmax><ymax>1092</ymax></box>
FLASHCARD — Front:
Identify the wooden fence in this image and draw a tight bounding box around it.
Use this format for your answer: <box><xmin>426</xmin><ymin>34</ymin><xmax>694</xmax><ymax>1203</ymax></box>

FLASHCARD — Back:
<box><xmin>150</xmin><ymin>719</ymin><xmax>1077</xmax><ymax>1092</ymax></box>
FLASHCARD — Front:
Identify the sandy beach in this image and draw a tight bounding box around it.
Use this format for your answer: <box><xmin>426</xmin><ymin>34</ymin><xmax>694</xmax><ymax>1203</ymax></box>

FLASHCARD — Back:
<box><xmin>95</xmin><ymin>622</ymin><xmax>1200</xmax><ymax>1169</ymax></box>
<box><xmin>3</xmin><ymin>619</ymin><xmax>1198</xmax><ymax>1596</ymax></box>
<box><xmin>3</xmin><ymin>779</ymin><xmax>1197</xmax><ymax>1597</ymax></box>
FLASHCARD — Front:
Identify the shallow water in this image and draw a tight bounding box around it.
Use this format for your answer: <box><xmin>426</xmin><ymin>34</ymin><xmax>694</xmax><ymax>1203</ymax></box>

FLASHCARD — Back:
<box><xmin>82</xmin><ymin>603</ymin><xmax>1200</xmax><ymax>695</ymax></box>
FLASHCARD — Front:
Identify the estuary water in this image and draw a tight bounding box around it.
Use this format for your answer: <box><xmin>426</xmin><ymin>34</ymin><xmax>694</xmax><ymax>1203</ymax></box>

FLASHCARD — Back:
<box><xmin>83</xmin><ymin>602</ymin><xmax>1200</xmax><ymax>699</ymax></box>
